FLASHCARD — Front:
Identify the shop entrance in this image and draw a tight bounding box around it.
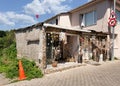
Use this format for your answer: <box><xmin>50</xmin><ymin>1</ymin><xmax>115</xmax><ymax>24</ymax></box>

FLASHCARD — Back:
<box><xmin>46</xmin><ymin>32</ymin><xmax>79</xmax><ymax>64</ymax></box>
<box><xmin>79</xmin><ymin>34</ymin><xmax>108</xmax><ymax>62</ymax></box>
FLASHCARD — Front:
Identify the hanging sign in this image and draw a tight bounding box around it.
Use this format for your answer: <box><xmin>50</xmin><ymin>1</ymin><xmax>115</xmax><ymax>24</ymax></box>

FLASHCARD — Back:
<box><xmin>108</xmin><ymin>11</ymin><xmax>117</xmax><ymax>27</ymax></box>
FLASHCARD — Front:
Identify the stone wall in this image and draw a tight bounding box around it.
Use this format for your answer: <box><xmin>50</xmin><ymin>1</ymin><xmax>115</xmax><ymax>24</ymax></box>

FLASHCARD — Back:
<box><xmin>15</xmin><ymin>27</ymin><xmax>43</xmax><ymax>62</ymax></box>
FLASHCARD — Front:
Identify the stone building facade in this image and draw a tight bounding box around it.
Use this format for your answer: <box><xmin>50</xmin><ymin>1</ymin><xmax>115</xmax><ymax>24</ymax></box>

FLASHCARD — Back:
<box><xmin>15</xmin><ymin>0</ymin><xmax>120</xmax><ymax>68</ymax></box>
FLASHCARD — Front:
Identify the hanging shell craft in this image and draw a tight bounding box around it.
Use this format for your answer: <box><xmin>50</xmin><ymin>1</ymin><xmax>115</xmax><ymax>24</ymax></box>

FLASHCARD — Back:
<box><xmin>59</xmin><ymin>32</ymin><xmax>67</xmax><ymax>44</ymax></box>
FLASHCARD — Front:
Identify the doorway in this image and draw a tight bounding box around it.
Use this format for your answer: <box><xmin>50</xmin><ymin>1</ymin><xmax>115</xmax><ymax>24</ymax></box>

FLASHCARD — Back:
<box><xmin>46</xmin><ymin>32</ymin><xmax>80</xmax><ymax>64</ymax></box>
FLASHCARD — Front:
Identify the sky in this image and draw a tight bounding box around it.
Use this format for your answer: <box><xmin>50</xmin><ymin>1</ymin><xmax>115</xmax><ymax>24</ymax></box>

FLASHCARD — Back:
<box><xmin>0</xmin><ymin>0</ymin><xmax>91</xmax><ymax>30</ymax></box>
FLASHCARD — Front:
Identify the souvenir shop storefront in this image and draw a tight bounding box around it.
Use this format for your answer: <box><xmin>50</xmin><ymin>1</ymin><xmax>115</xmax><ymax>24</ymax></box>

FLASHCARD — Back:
<box><xmin>44</xmin><ymin>24</ymin><xmax>109</xmax><ymax>67</ymax></box>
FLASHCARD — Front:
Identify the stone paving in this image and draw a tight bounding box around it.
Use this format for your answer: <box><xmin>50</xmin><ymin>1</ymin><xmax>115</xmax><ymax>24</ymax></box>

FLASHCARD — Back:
<box><xmin>0</xmin><ymin>74</ymin><xmax>10</xmax><ymax>86</ymax></box>
<box><xmin>4</xmin><ymin>60</ymin><xmax>120</xmax><ymax>86</ymax></box>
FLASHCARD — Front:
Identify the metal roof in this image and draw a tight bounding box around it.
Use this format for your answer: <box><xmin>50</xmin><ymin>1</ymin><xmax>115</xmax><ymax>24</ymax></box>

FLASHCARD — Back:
<box><xmin>43</xmin><ymin>23</ymin><xmax>91</xmax><ymax>33</ymax></box>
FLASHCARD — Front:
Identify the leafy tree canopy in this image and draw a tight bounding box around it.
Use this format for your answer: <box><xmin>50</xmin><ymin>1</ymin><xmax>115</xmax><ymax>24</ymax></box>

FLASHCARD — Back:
<box><xmin>0</xmin><ymin>30</ymin><xmax>15</xmax><ymax>49</ymax></box>
<box><xmin>0</xmin><ymin>30</ymin><xmax>6</xmax><ymax>37</ymax></box>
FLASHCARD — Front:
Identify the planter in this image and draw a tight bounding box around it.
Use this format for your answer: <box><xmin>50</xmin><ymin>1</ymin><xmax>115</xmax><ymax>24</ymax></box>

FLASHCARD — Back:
<box><xmin>52</xmin><ymin>61</ymin><xmax>57</xmax><ymax>67</ymax></box>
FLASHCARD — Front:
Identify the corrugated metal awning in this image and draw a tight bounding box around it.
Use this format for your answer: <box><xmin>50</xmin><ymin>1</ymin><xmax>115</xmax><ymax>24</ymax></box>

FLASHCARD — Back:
<box><xmin>43</xmin><ymin>23</ymin><xmax>91</xmax><ymax>33</ymax></box>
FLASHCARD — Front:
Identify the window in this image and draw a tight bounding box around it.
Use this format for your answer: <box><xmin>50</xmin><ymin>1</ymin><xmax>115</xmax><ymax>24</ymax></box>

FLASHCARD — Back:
<box><xmin>81</xmin><ymin>11</ymin><xmax>97</xmax><ymax>27</ymax></box>
<box><xmin>116</xmin><ymin>10</ymin><xmax>120</xmax><ymax>24</ymax></box>
<box><xmin>49</xmin><ymin>18</ymin><xmax>58</xmax><ymax>25</ymax></box>
<box><xmin>56</xmin><ymin>19</ymin><xmax>58</xmax><ymax>25</ymax></box>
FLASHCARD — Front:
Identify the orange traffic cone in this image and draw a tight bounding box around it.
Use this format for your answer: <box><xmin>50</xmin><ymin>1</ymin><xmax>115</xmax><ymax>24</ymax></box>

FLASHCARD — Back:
<box><xmin>19</xmin><ymin>60</ymin><xmax>26</xmax><ymax>80</ymax></box>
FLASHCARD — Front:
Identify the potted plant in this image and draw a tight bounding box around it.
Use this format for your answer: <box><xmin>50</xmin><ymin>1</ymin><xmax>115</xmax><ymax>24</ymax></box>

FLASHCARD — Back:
<box><xmin>52</xmin><ymin>60</ymin><xmax>57</xmax><ymax>67</ymax></box>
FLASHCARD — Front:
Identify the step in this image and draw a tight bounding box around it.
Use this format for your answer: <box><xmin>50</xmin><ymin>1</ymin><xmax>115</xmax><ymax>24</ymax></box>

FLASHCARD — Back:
<box><xmin>44</xmin><ymin>62</ymin><xmax>86</xmax><ymax>74</ymax></box>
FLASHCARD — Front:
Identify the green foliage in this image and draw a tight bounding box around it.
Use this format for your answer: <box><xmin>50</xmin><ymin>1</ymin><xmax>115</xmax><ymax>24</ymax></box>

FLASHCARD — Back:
<box><xmin>21</xmin><ymin>58</ymin><xmax>43</xmax><ymax>80</ymax></box>
<box><xmin>0</xmin><ymin>57</ymin><xmax>43</xmax><ymax>79</ymax></box>
<box><xmin>5</xmin><ymin>59</ymin><xmax>19</xmax><ymax>79</ymax></box>
<box><xmin>0</xmin><ymin>65</ymin><xmax>8</xmax><ymax>73</ymax></box>
<box><xmin>0</xmin><ymin>38</ymin><xmax>5</xmax><ymax>48</ymax></box>
<box><xmin>0</xmin><ymin>30</ymin><xmax>16</xmax><ymax>58</ymax></box>
<box><xmin>0</xmin><ymin>49</ymin><xmax>2</xmax><ymax>56</ymax></box>
<box><xmin>4</xmin><ymin>30</ymin><xmax>15</xmax><ymax>48</ymax></box>
<box><xmin>0</xmin><ymin>30</ymin><xmax>6</xmax><ymax>37</ymax></box>
<box><xmin>3</xmin><ymin>43</ymin><xmax>17</xmax><ymax>59</ymax></box>
<box><xmin>0</xmin><ymin>30</ymin><xmax>15</xmax><ymax>49</ymax></box>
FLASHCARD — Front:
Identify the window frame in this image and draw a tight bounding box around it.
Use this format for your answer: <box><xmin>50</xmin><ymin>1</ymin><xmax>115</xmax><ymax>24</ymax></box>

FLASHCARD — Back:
<box><xmin>80</xmin><ymin>10</ymin><xmax>97</xmax><ymax>27</ymax></box>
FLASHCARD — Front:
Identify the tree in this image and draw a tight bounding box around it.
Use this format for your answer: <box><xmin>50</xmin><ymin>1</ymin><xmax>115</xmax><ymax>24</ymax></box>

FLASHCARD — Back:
<box><xmin>0</xmin><ymin>30</ymin><xmax>6</xmax><ymax>37</ymax></box>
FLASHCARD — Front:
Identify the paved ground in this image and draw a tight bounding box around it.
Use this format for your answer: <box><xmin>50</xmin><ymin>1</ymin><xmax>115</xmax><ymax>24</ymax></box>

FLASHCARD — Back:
<box><xmin>0</xmin><ymin>74</ymin><xmax>10</xmax><ymax>86</ymax></box>
<box><xmin>4</xmin><ymin>60</ymin><xmax>120</xmax><ymax>86</ymax></box>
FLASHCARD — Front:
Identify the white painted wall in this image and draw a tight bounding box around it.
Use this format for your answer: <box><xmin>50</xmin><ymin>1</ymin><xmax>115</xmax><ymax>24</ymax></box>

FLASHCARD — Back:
<box><xmin>59</xmin><ymin>14</ymin><xmax>71</xmax><ymax>27</ymax></box>
<box><xmin>71</xmin><ymin>0</ymin><xmax>109</xmax><ymax>32</ymax></box>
